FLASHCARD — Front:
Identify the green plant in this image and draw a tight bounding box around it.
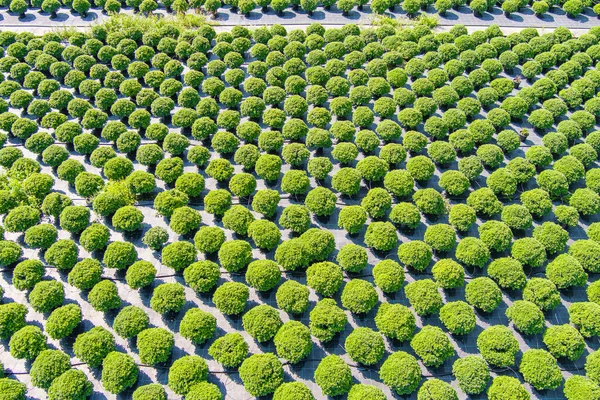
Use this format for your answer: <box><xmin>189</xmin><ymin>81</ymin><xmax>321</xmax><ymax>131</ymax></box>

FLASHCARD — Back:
<box><xmin>417</xmin><ymin>379</ymin><xmax>458</xmax><ymax>399</ymax></box>
<box><xmin>67</xmin><ymin>259</ymin><xmax>102</xmax><ymax>291</ymax></box>
<box><xmin>410</xmin><ymin>325</ymin><xmax>454</xmax><ymax>367</ymax></box>
<box><xmin>245</xmin><ymin>259</ymin><xmax>281</xmax><ymax>291</ymax></box>
<box><xmin>314</xmin><ymin>355</ymin><xmax>352</xmax><ymax>397</ymax></box>
<box><xmin>213</xmin><ymin>282</ymin><xmax>249</xmax><ymax>315</ymax></box>
<box><xmin>477</xmin><ymin>325</ymin><xmax>519</xmax><ymax>367</ymax></box>
<box><xmin>45</xmin><ymin>304</ymin><xmax>81</xmax><ymax>340</ymax></box>
<box><xmin>379</xmin><ymin>351</ymin><xmax>421</xmax><ymax>395</ymax></box>
<box><xmin>23</xmin><ymin>224</ymin><xmax>57</xmax><ymax>250</ymax></box>
<box><xmin>587</xmin><ymin>351</ymin><xmax>600</xmax><ymax>384</ymax></box>
<box><xmin>113</xmin><ymin>306</ymin><xmax>149</xmax><ymax>339</ymax></box>
<box><xmin>520</xmin><ymin>349</ymin><xmax>562</xmax><ymax>390</ymax></box>
<box><xmin>137</xmin><ymin>328</ymin><xmax>174</xmax><ymax>365</ymax></box>
<box><xmin>30</xmin><ymin>350</ymin><xmax>71</xmax><ymax>389</ymax></box>
<box><xmin>9</xmin><ymin>325</ymin><xmax>46</xmax><ymax>360</ymax></box>
<box><xmin>439</xmin><ymin>301</ymin><xmax>476</xmax><ymax>335</ymax></box>
<box><xmin>452</xmin><ymin>356</ymin><xmax>490</xmax><ymax>395</ymax></box>
<box><xmin>465</xmin><ymin>277</ymin><xmax>502</xmax><ymax>313</ymax></box>
<box><xmin>432</xmin><ymin>259</ymin><xmax>465</xmax><ymax>289</ymax></box>
<box><xmin>4</xmin><ymin>205</ymin><xmax>40</xmax><ymax>233</ymax></box>
<box><xmin>89</xmin><ymin>280</ymin><xmax>121</xmax><ymax>312</ymax></box>
<box><xmin>208</xmin><ymin>332</ymin><xmax>248</xmax><ymax>368</ymax></box>
<box><xmin>487</xmin><ymin>376</ymin><xmax>529</xmax><ymax>400</ymax></box>
<box><xmin>12</xmin><ymin>260</ymin><xmax>43</xmax><ymax>291</ymax></box>
<box><xmin>274</xmin><ymin>321</ymin><xmax>312</xmax><ymax>364</ymax></box>
<box><xmin>306</xmin><ymin>261</ymin><xmax>343</xmax><ymax>297</ymax></box>
<box><xmin>48</xmin><ymin>369</ymin><xmax>93</xmax><ymax>400</ymax></box>
<box><xmin>239</xmin><ymin>353</ymin><xmax>284</xmax><ymax>397</ymax></box>
<box><xmin>104</xmin><ymin>241</ymin><xmax>137</xmax><ymax>270</ymax></box>
<box><xmin>73</xmin><ymin>327</ymin><xmax>115</xmax><ymax>368</ymax></box>
<box><xmin>101</xmin><ymin>352</ymin><xmax>138</xmax><ymax>394</ymax></box>
<box><xmin>162</xmin><ymin>241</ymin><xmax>197</xmax><ymax>271</ymax></box>
<box><xmin>543</xmin><ymin>324</ymin><xmax>585</xmax><ymax>361</ymax></box>
<box><xmin>563</xmin><ymin>375</ymin><xmax>600</xmax><ymax>400</ymax></box>
<box><xmin>404</xmin><ymin>279</ymin><xmax>443</xmax><ymax>316</ymax></box>
<box><xmin>150</xmin><ymin>283</ymin><xmax>186</xmax><ymax>314</ymax></box>
<box><xmin>29</xmin><ymin>280</ymin><xmax>64</xmax><ymax>313</ymax></box>
<box><xmin>309</xmin><ymin>298</ymin><xmax>347</xmax><ymax>342</ymax></box>
<box><xmin>168</xmin><ymin>356</ymin><xmax>208</xmax><ymax>395</ymax></box>
<box><xmin>341</xmin><ymin>279</ymin><xmax>378</xmax><ymax>314</ymax></box>
<box><xmin>142</xmin><ymin>227</ymin><xmax>169</xmax><ymax>251</ymax></box>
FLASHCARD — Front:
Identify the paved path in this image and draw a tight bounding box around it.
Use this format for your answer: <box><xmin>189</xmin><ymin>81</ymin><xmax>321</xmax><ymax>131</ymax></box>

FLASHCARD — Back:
<box><xmin>0</xmin><ymin>4</ymin><xmax>598</xmax><ymax>33</ymax></box>
<box><xmin>207</xmin><ymin>4</ymin><xmax>600</xmax><ymax>29</ymax></box>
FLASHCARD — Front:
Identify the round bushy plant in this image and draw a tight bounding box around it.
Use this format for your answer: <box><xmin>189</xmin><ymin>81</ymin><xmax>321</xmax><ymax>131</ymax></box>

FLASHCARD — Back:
<box><xmin>546</xmin><ymin>254</ymin><xmax>587</xmax><ymax>289</ymax></box>
<box><xmin>543</xmin><ymin>324</ymin><xmax>585</xmax><ymax>361</ymax></box>
<box><xmin>410</xmin><ymin>325</ymin><xmax>454</xmax><ymax>368</ymax></box>
<box><xmin>432</xmin><ymin>259</ymin><xmax>465</xmax><ymax>289</ymax></box>
<box><xmin>398</xmin><ymin>240</ymin><xmax>433</xmax><ymax>271</ymax></box>
<box><xmin>314</xmin><ymin>355</ymin><xmax>352</xmax><ymax>397</ymax></box>
<box><xmin>341</xmin><ymin>279</ymin><xmax>378</xmax><ymax>314</ymax></box>
<box><xmin>563</xmin><ymin>375</ymin><xmax>600</xmax><ymax>400</ymax></box>
<box><xmin>309</xmin><ymin>299</ymin><xmax>347</xmax><ymax>342</ymax></box>
<box><xmin>30</xmin><ymin>350</ymin><xmax>71</xmax><ymax>389</ymax></box>
<box><xmin>477</xmin><ymin>325</ymin><xmax>519</xmax><ymax>367</ymax></box>
<box><xmin>465</xmin><ymin>277</ymin><xmax>502</xmax><ymax>313</ymax></box>
<box><xmin>521</xmin><ymin>278</ymin><xmax>561</xmax><ymax>313</ymax></box>
<box><xmin>239</xmin><ymin>353</ymin><xmax>284</xmax><ymax>397</ymax></box>
<box><xmin>193</xmin><ymin>227</ymin><xmax>225</xmax><ymax>255</ymax></box>
<box><xmin>276</xmin><ymin>280</ymin><xmax>309</xmax><ymax>315</ymax></box>
<box><xmin>487</xmin><ymin>376</ymin><xmax>529</xmax><ymax>400</ymax></box>
<box><xmin>274</xmin><ymin>321</ymin><xmax>312</xmax><ymax>364</ymax></box>
<box><xmin>425</xmin><ymin>224</ymin><xmax>458</xmax><ymax>253</ymax></box>
<box><xmin>456</xmin><ymin>238</ymin><xmax>490</xmax><ymax>268</ymax></box>
<box><xmin>137</xmin><ymin>328</ymin><xmax>174</xmax><ymax>366</ymax></box>
<box><xmin>448</xmin><ymin>204</ymin><xmax>476</xmax><ymax>232</ymax></box>
<box><xmin>113</xmin><ymin>306</ymin><xmax>148</xmax><ymax>339</ymax></box>
<box><xmin>45</xmin><ymin>304</ymin><xmax>81</xmax><ymax>340</ymax></box>
<box><xmin>0</xmin><ymin>302</ymin><xmax>27</xmax><ymax>340</ymax></box>
<box><xmin>570</xmin><ymin>240</ymin><xmax>600</xmax><ymax>273</ymax></box>
<box><xmin>487</xmin><ymin>257</ymin><xmax>527</xmax><ymax>290</ymax></box>
<box><xmin>373</xmin><ymin>260</ymin><xmax>404</xmax><ymax>293</ymax></box>
<box><xmin>439</xmin><ymin>301</ymin><xmax>476</xmax><ymax>335</ymax></box>
<box><xmin>150</xmin><ymin>283</ymin><xmax>186</xmax><ymax>314</ymax></box>
<box><xmin>9</xmin><ymin>325</ymin><xmax>47</xmax><ymax>360</ymax></box>
<box><xmin>505</xmin><ymin>300</ymin><xmax>545</xmax><ymax>335</ymax></box>
<box><xmin>88</xmin><ymin>280</ymin><xmax>121</xmax><ymax>312</ymax></box>
<box><xmin>68</xmin><ymin>259</ymin><xmax>102</xmax><ymax>291</ymax></box>
<box><xmin>24</xmin><ymin>224</ymin><xmax>57</xmax><ymax>250</ymax></box>
<box><xmin>12</xmin><ymin>260</ymin><xmax>44</xmax><ymax>291</ymax></box>
<box><xmin>142</xmin><ymin>227</ymin><xmax>169</xmax><ymax>252</ymax></box>
<box><xmin>29</xmin><ymin>280</ymin><xmax>64</xmax><ymax>313</ymax></box>
<box><xmin>213</xmin><ymin>282</ymin><xmax>249</xmax><ymax>315</ymax></box>
<box><xmin>379</xmin><ymin>351</ymin><xmax>421</xmax><ymax>395</ymax></box>
<box><xmin>208</xmin><ymin>332</ymin><xmax>248</xmax><ymax>368</ymax></box>
<box><xmin>48</xmin><ymin>369</ymin><xmax>93</xmax><ymax>400</ymax></box>
<box><xmin>103</xmin><ymin>241</ymin><xmax>137</xmax><ymax>270</ymax></box>
<box><xmin>0</xmin><ymin>378</ymin><xmax>26</xmax><ymax>400</ymax></box>
<box><xmin>101</xmin><ymin>352</ymin><xmax>138</xmax><ymax>394</ymax></box>
<box><xmin>404</xmin><ymin>279</ymin><xmax>443</xmax><ymax>316</ymax></box>
<box><xmin>372</xmin><ymin>300</ymin><xmax>415</xmax><ymax>341</ymax></box>
<box><xmin>162</xmin><ymin>241</ymin><xmax>197</xmax><ymax>271</ymax></box>
<box><xmin>413</xmin><ymin>189</ymin><xmax>446</xmax><ymax>216</ymax></box>
<box><xmin>168</xmin><ymin>356</ymin><xmax>208</xmax><ymax>396</ymax></box>
<box><xmin>306</xmin><ymin>261</ymin><xmax>343</xmax><ymax>297</ymax></box>
<box><xmin>73</xmin><ymin>327</ymin><xmax>115</xmax><ymax>368</ymax></box>
<box><xmin>452</xmin><ymin>356</ymin><xmax>490</xmax><ymax>395</ymax></box>
<box><xmin>519</xmin><ymin>349</ymin><xmax>562</xmax><ymax>390</ymax></box>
